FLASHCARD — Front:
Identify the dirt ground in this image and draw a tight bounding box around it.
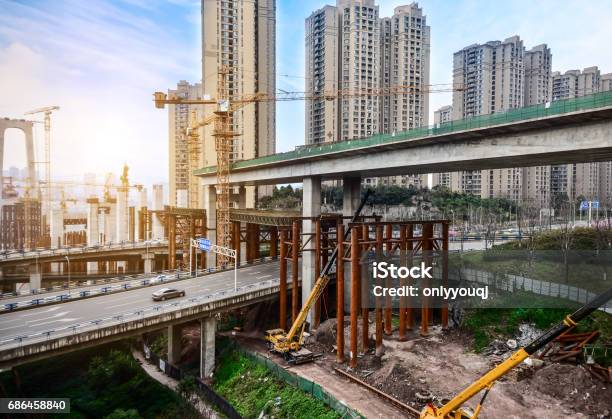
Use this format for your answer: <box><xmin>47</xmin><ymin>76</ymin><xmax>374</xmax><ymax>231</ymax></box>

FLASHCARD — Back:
<box><xmin>308</xmin><ymin>317</ymin><xmax>612</xmax><ymax>418</ymax></box>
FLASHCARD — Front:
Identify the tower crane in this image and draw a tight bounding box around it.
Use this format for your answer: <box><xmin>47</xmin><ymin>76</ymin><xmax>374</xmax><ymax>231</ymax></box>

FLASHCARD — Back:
<box><xmin>154</xmin><ymin>67</ymin><xmax>462</xmax><ymax>267</ymax></box>
<box><xmin>24</xmin><ymin>106</ymin><xmax>60</xmax><ymax>223</ymax></box>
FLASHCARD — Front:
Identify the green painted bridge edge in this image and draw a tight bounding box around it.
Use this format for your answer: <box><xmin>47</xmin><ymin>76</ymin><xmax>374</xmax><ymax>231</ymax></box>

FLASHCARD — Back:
<box><xmin>194</xmin><ymin>90</ymin><xmax>612</xmax><ymax>175</ymax></box>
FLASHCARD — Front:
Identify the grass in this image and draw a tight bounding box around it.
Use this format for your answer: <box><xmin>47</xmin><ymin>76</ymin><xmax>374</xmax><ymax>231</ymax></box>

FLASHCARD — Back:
<box><xmin>213</xmin><ymin>350</ymin><xmax>340</xmax><ymax>419</ymax></box>
<box><xmin>0</xmin><ymin>341</ymin><xmax>197</xmax><ymax>419</ymax></box>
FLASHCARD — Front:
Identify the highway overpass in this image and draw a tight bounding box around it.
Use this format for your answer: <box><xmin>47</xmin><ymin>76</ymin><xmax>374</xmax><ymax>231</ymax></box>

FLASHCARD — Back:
<box><xmin>195</xmin><ymin>91</ymin><xmax>612</xmax><ymax>318</ymax></box>
<box><xmin>0</xmin><ymin>261</ymin><xmax>291</xmax><ymax>378</ymax></box>
<box><xmin>195</xmin><ymin>91</ymin><xmax>612</xmax><ymax>185</ymax></box>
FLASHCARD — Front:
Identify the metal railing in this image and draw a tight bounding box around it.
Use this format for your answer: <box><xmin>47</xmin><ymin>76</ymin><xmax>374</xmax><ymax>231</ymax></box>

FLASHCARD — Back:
<box><xmin>0</xmin><ymin>277</ymin><xmax>281</xmax><ymax>350</ymax></box>
<box><xmin>0</xmin><ymin>239</ymin><xmax>169</xmax><ymax>261</ymax></box>
<box><xmin>0</xmin><ymin>256</ymin><xmax>280</xmax><ymax>311</ymax></box>
<box><xmin>196</xmin><ymin>90</ymin><xmax>612</xmax><ymax>174</ymax></box>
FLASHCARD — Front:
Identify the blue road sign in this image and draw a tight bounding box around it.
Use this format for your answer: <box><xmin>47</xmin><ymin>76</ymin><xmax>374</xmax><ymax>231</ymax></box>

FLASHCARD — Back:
<box><xmin>198</xmin><ymin>238</ymin><xmax>211</xmax><ymax>252</ymax></box>
<box><xmin>592</xmin><ymin>201</ymin><xmax>600</xmax><ymax>209</ymax></box>
<box><xmin>580</xmin><ymin>201</ymin><xmax>589</xmax><ymax>210</ymax></box>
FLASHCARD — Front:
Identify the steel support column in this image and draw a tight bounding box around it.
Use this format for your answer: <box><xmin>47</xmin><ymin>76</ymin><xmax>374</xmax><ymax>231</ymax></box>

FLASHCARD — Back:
<box><xmin>279</xmin><ymin>229</ymin><xmax>288</xmax><ymax>331</ymax></box>
<box><xmin>350</xmin><ymin>226</ymin><xmax>359</xmax><ymax>368</ymax></box>
<box><xmin>336</xmin><ymin>223</ymin><xmax>345</xmax><ymax>364</ymax></box>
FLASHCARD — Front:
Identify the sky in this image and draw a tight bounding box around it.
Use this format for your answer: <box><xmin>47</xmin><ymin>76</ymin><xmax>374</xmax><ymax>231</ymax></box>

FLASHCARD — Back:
<box><xmin>2</xmin><ymin>0</ymin><xmax>612</xmax><ymax>189</ymax></box>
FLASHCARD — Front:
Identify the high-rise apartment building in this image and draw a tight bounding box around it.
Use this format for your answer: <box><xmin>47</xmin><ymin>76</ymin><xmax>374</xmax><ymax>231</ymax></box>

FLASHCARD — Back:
<box><xmin>451</xmin><ymin>36</ymin><xmax>526</xmax><ymax>199</ymax></box>
<box><xmin>168</xmin><ymin>80</ymin><xmax>202</xmax><ymax>207</ymax></box>
<box><xmin>305</xmin><ymin>6</ymin><xmax>339</xmax><ymax>144</ymax></box>
<box><xmin>550</xmin><ymin>66</ymin><xmax>612</xmax><ymax>203</ymax></box>
<box><xmin>201</xmin><ymin>0</ymin><xmax>276</xmax><ymax>207</ymax></box>
<box><xmin>433</xmin><ymin>105</ymin><xmax>452</xmax><ymax>125</ymax></box>
<box><xmin>305</xmin><ymin>1</ymin><xmax>429</xmax><ymax>188</ymax></box>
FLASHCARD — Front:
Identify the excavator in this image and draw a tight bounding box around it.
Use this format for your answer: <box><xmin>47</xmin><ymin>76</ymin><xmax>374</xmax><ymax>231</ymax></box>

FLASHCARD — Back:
<box><xmin>420</xmin><ymin>285</ymin><xmax>612</xmax><ymax>418</ymax></box>
<box><xmin>265</xmin><ymin>189</ymin><xmax>373</xmax><ymax>364</ymax></box>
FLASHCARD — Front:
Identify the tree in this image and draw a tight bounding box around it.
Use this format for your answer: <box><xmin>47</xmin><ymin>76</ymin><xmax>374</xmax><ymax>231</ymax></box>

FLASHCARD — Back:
<box><xmin>104</xmin><ymin>409</ymin><xmax>142</xmax><ymax>419</ymax></box>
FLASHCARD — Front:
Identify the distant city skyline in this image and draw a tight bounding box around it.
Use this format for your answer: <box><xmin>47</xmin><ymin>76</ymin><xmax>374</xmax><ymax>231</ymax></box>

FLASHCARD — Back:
<box><xmin>2</xmin><ymin>0</ymin><xmax>612</xmax><ymax>185</ymax></box>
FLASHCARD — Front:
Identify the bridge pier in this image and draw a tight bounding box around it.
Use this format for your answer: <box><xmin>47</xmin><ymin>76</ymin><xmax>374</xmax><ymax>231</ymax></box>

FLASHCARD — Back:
<box><xmin>200</xmin><ymin>316</ymin><xmax>216</xmax><ymax>379</ymax></box>
<box><xmin>301</xmin><ymin>176</ymin><xmax>321</xmax><ymax>325</ymax></box>
<box><xmin>142</xmin><ymin>253</ymin><xmax>155</xmax><ymax>274</ymax></box>
<box><xmin>167</xmin><ymin>324</ymin><xmax>182</xmax><ymax>365</ymax></box>
<box><xmin>342</xmin><ymin>177</ymin><xmax>361</xmax><ymax>220</ymax></box>
<box><xmin>29</xmin><ymin>264</ymin><xmax>41</xmax><ymax>291</ymax></box>
<box><xmin>204</xmin><ymin>186</ymin><xmax>217</xmax><ymax>268</ymax></box>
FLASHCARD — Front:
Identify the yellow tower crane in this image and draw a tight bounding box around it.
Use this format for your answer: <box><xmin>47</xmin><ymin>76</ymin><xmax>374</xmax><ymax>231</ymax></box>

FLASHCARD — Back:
<box><xmin>154</xmin><ymin>72</ymin><xmax>462</xmax><ymax>267</ymax></box>
<box><xmin>24</xmin><ymin>106</ymin><xmax>60</xmax><ymax>225</ymax></box>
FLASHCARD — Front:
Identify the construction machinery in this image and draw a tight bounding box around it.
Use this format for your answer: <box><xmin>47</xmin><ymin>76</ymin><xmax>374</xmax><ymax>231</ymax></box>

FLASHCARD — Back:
<box><xmin>420</xmin><ymin>286</ymin><xmax>612</xmax><ymax>419</ymax></box>
<box><xmin>24</xmin><ymin>106</ymin><xmax>60</xmax><ymax>224</ymax></box>
<box><xmin>154</xmin><ymin>75</ymin><xmax>462</xmax><ymax>268</ymax></box>
<box><xmin>264</xmin><ymin>189</ymin><xmax>373</xmax><ymax>364</ymax></box>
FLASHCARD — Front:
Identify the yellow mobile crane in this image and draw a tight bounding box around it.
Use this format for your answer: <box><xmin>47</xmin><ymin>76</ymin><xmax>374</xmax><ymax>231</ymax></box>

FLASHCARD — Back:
<box><xmin>420</xmin><ymin>285</ymin><xmax>612</xmax><ymax>419</ymax></box>
<box><xmin>265</xmin><ymin>189</ymin><xmax>373</xmax><ymax>364</ymax></box>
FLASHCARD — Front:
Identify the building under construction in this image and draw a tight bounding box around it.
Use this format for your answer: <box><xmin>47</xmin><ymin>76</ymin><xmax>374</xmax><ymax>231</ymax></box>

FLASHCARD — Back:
<box><xmin>0</xmin><ymin>198</ymin><xmax>43</xmax><ymax>250</ymax></box>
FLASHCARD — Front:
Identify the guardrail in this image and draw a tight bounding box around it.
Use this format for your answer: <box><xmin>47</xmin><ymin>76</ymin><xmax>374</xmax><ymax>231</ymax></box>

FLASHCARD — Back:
<box><xmin>0</xmin><ymin>240</ymin><xmax>169</xmax><ymax>261</ymax></box>
<box><xmin>0</xmin><ymin>256</ymin><xmax>280</xmax><ymax>313</ymax></box>
<box><xmin>196</xmin><ymin>90</ymin><xmax>612</xmax><ymax>174</ymax></box>
<box><xmin>0</xmin><ymin>276</ymin><xmax>281</xmax><ymax>350</ymax></box>
<box><xmin>0</xmin><ymin>269</ymin><xmax>181</xmax><ymax>300</ymax></box>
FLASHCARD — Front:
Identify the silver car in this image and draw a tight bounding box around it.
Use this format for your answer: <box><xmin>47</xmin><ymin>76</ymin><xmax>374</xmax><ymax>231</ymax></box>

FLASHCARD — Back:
<box><xmin>152</xmin><ymin>287</ymin><xmax>185</xmax><ymax>301</ymax></box>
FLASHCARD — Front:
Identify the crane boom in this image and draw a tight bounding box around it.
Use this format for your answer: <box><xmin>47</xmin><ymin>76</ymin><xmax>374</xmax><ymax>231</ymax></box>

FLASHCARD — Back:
<box><xmin>421</xmin><ymin>285</ymin><xmax>612</xmax><ymax>419</ymax></box>
<box><xmin>265</xmin><ymin>189</ymin><xmax>373</xmax><ymax>364</ymax></box>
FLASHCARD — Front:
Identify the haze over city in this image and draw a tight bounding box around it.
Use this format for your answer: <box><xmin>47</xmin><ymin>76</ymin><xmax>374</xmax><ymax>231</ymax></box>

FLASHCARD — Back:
<box><xmin>2</xmin><ymin>0</ymin><xmax>612</xmax><ymax>187</ymax></box>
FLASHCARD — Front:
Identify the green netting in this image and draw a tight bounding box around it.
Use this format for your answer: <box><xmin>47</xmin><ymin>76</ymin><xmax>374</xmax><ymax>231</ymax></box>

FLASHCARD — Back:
<box><xmin>237</xmin><ymin>347</ymin><xmax>365</xmax><ymax>419</ymax></box>
<box><xmin>195</xmin><ymin>90</ymin><xmax>612</xmax><ymax>176</ymax></box>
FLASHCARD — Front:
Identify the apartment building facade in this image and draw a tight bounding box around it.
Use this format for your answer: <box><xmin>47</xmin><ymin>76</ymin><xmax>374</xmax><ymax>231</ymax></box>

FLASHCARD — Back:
<box><xmin>168</xmin><ymin>80</ymin><xmax>202</xmax><ymax>208</ymax></box>
<box><xmin>201</xmin><ymin>0</ymin><xmax>276</xmax><ymax>207</ymax></box>
<box><xmin>306</xmin><ymin>1</ymin><xmax>429</xmax><ymax>188</ymax></box>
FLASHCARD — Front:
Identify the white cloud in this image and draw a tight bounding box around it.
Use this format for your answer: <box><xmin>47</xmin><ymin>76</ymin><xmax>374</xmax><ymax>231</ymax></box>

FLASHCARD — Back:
<box><xmin>0</xmin><ymin>0</ymin><xmax>200</xmax><ymax>187</ymax></box>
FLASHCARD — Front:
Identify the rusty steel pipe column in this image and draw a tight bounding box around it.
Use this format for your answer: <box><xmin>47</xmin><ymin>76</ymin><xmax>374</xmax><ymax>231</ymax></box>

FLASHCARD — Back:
<box><xmin>313</xmin><ymin>219</ymin><xmax>322</xmax><ymax>329</ymax></box>
<box><xmin>375</xmin><ymin>225</ymin><xmax>384</xmax><ymax>356</ymax></box>
<box><xmin>254</xmin><ymin>224</ymin><xmax>261</xmax><ymax>260</ymax></box>
<box><xmin>442</xmin><ymin>221</ymin><xmax>449</xmax><ymax>330</ymax></box>
<box><xmin>384</xmin><ymin>223</ymin><xmax>393</xmax><ymax>336</ymax></box>
<box><xmin>279</xmin><ymin>229</ymin><xmax>288</xmax><ymax>331</ymax></box>
<box><xmin>421</xmin><ymin>222</ymin><xmax>433</xmax><ymax>337</ymax></box>
<box><xmin>406</xmin><ymin>224</ymin><xmax>414</xmax><ymax>331</ymax></box>
<box><xmin>270</xmin><ymin>226</ymin><xmax>278</xmax><ymax>259</ymax></box>
<box><xmin>322</xmin><ymin>226</ymin><xmax>330</xmax><ymax>322</ymax></box>
<box><xmin>398</xmin><ymin>225</ymin><xmax>407</xmax><ymax>341</ymax></box>
<box><xmin>232</xmin><ymin>221</ymin><xmax>241</xmax><ymax>263</ymax></box>
<box><xmin>291</xmin><ymin>220</ymin><xmax>300</xmax><ymax>323</ymax></box>
<box><xmin>336</xmin><ymin>223</ymin><xmax>345</xmax><ymax>364</ymax></box>
<box><xmin>360</xmin><ymin>225</ymin><xmax>368</xmax><ymax>354</ymax></box>
<box><xmin>350</xmin><ymin>226</ymin><xmax>359</xmax><ymax>368</ymax></box>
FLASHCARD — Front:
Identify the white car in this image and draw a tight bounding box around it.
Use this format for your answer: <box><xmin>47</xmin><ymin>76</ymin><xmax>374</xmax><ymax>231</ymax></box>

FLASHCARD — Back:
<box><xmin>152</xmin><ymin>288</ymin><xmax>185</xmax><ymax>301</ymax></box>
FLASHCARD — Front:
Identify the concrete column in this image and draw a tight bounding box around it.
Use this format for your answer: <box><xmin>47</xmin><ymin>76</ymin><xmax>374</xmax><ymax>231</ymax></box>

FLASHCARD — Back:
<box><xmin>29</xmin><ymin>264</ymin><xmax>41</xmax><ymax>291</ymax></box>
<box><xmin>105</xmin><ymin>203</ymin><xmax>117</xmax><ymax>244</ymax></box>
<box><xmin>302</xmin><ymin>176</ymin><xmax>321</xmax><ymax>325</ymax></box>
<box><xmin>204</xmin><ymin>186</ymin><xmax>217</xmax><ymax>268</ymax></box>
<box><xmin>152</xmin><ymin>184</ymin><xmax>164</xmax><ymax>240</ymax></box>
<box><xmin>116</xmin><ymin>187</ymin><xmax>129</xmax><ymax>242</ymax></box>
<box><xmin>49</xmin><ymin>209</ymin><xmax>64</xmax><ymax>248</ymax></box>
<box><xmin>342</xmin><ymin>177</ymin><xmax>361</xmax><ymax>219</ymax></box>
<box><xmin>24</xmin><ymin>124</ymin><xmax>38</xmax><ymax>199</ymax></box>
<box><xmin>238</xmin><ymin>186</ymin><xmax>247</xmax><ymax>209</ymax></box>
<box><xmin>86</xmin><ymin>201</ymin><xmax>99</xmax><ymax>246</ymax></box>
<box><xmin>168</xmin><ymin>324</ymin><xmax>182</xmax><ymax>365</ymax></box>
<box><xmin>142</xmin><ymin>253</ymin><xmax>155</xmax><ymax>274</ymax></box>
<box><xmin>200</xmin><ymin>316</ymin><xmax>216</xmax><ymax>379</ymax></box>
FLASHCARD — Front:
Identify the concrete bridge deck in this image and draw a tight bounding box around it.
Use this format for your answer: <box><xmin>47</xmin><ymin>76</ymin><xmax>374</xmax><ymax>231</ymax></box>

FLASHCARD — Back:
<box><xmin>195</xmin><ymin>91</ymin><xmax>612</xmax><ymax>185</ymax></box>
<box><xmin>0</xmin><ymin>261</ymin><xmax>291</xmax><ymax>369</ymax></box>
<box><xmin>0</xmin><ymin>240</ymin><xmax>172</xmax><ymax>267</ymax></box>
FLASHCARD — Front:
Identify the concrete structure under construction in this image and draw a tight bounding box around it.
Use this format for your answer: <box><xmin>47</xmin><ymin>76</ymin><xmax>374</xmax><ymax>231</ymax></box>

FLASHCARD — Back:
<box><xmin>201</xmin><ymin>0</ymin><xmax>276</xmax><ymax>207</ymax></box>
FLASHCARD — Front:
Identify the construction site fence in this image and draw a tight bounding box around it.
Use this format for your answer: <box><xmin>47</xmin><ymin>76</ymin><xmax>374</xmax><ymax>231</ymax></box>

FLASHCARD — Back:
<box><xmin>142</xmin><ymin>342</ymin><xmax>242</xmax><ymax>419</ymax></box>
<box><xmin>235</xmin><ymin>345</ymin><xmax>365</xmax><ymax>419</ymax></box>
<box><xmin>197</xmin><ymin>90</ymin><xmax>612</xmax><ymax>174</ymax></box>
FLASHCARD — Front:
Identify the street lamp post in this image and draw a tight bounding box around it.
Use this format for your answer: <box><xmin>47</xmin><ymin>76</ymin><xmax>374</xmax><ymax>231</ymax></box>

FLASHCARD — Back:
<box><xmin>64</xmin><ymin>255</ymin><xmax>71</xmax><ymax>291</ymax></box>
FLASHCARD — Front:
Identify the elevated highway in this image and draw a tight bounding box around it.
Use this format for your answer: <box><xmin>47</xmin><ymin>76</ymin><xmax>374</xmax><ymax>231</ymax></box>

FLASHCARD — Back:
<box><xmin>0</xmin><ymin>261</ymin><xmax>292</xmax><ymax>374</ymax></box>
<box><xmin>196</xmin><ymin>91</ymin><xmax>612</xmax><ymax>185</ymax></box>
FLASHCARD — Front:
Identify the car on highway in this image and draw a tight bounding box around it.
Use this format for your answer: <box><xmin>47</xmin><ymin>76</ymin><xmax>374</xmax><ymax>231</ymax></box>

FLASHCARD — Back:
<box><xmin>150</xmin><ymin>274</ymin><xmax>167</xmax><ymax>284</ymax></box>
<box><xmin>152</xmin><ymin>287</ymin><xmax>185</xmax><ymax>301</ymax></box>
